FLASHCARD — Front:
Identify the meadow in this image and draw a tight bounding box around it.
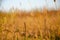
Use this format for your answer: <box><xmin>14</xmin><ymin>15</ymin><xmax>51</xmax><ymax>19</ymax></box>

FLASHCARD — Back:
<box><xmin>0</xmin><ymin>9</ymin><xmax>60</xmax><ymax>40</ymax></box>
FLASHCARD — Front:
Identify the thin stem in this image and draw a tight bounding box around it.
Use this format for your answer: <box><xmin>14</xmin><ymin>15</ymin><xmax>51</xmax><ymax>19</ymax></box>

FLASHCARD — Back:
<box><xmin>24</xmin><ymin>22</ymin><xmax>26</xmax><ymax>40</ymax></box>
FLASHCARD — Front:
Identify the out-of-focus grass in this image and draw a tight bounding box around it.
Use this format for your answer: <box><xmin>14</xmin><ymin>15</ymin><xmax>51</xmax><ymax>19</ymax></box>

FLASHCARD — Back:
<box><xmin>0</xmin><ymin>9</ymin><xmax>60</xmax><ymax>40</ymax></box>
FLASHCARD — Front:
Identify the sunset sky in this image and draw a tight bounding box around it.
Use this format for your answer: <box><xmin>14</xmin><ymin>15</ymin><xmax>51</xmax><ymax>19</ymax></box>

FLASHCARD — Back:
<box><xmin>0</xmin><ymin>0</ymin><xmax>60</xmax><ymax>11</ymax></box>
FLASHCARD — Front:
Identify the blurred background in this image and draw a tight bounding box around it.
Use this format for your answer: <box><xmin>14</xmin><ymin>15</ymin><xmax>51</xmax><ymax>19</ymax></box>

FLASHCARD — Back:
<box><xmin>0</xmin><ymin>0</ymin><xmax>60</xmax><ymax>11</ymax></box>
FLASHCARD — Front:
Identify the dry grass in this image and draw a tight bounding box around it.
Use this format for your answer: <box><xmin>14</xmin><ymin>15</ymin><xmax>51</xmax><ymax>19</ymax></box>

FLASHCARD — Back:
<box><xmin>0</xmin><ymin>10</ymin><xmax>60</xmax><ymax>40</ymax></box>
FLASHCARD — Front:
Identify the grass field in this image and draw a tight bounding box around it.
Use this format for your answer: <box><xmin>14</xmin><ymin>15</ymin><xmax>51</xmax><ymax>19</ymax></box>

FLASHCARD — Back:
<box><xmin>0</xmin><ymin>10</ymin><xmax>60</xmax><ymax>40</ymax></box>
